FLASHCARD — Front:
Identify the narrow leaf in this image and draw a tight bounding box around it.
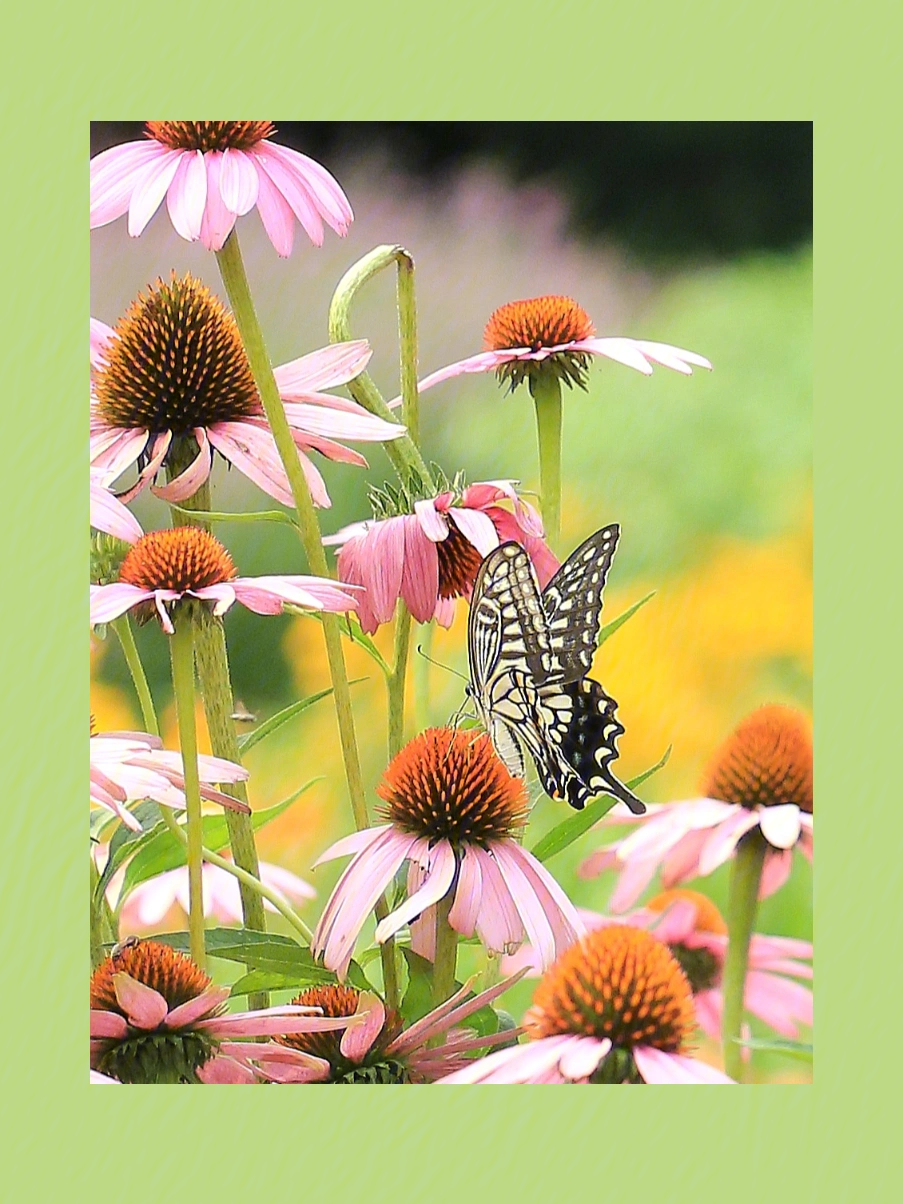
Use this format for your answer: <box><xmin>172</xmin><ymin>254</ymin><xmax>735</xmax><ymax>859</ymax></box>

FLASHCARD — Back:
<box><xmin>290</xmin><ymin>609</ymin><xmax>391</xmax><ymax>677</ymax></box>
<box><xmin>237</xmin><ymin>687</ymin><xmax>336</xmax><ymax>754</ymax></box>
<box><xmin>94</xmin><ymin>801</ymin><xmax>164</xmax><ymax>903</ymax></box>
<box><xmin>169</xmin><ymin>504</ymin><xmax>299</xmax><ymax>531</ymax></box>
<box><xmin>530</xmin><ymin>747</ymin><xmax>671</xmax><ymax>863</ymax></box>
<box><xmin>597</xmin><ymin>591</ymin><xmax>656</xmax><ymax>646</ymax></box>
<box><xmin>736</xmin><ymin>1037</ymin><xmax>813</xmax><ymax>1062</ymax></box>
<box><xmin>153</xmin><ymin>929</ymin><xmax>369</xmax><ymax>989</ymax></box>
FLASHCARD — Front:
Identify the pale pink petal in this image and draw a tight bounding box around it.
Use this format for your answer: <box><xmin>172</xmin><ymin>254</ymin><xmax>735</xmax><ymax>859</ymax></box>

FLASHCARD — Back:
<box><xmin>250</xmin><ymin>161</ymin><xmax>295</xmax><ymax>256</ymax></box>
<box><xmin>151</xmin><ymin>428</ymin><xmax>213</xmax><ymax>502</ymax></box>
<box><xmin>112</xmin><ymin>972</ymin><xmax>169</xmax><ymax>1029</ymax></box>
<box><xmin>219</xmin><ymin>147</ymin><xmax>259</xmax><ymax>215</ymax></box>
<box><xmin>375</xmin><ymin>842</ymin><xmax>457</xmax><ymax>944</ymax></box>
<box><xmin>798</xmin><ymin>827</ymin><xmax>813</xmax><ymax>862</ymax></box>
<box><xmin>114</xmin><ymin>431</ymin><xmax>174</xmax><ymax>503</ymax></box>
<box><xmin>617</xmin><ymin>799</ymin><xmax>733</xmax><ymax>861</ymax></box>
<box><xmin>559</xmin><ymin>1036</ymin><xmax>612</xmax><ymax>1081</ymax></box>
<box><xmin>387</xmin><ymin>349</ymin><xmax>528</xmax><ymax>407</ymax></box>
<box><xmin>360</xmin><ymin>517</ymin><xmax>406</xmax><ymax>624</ymax></box>
<box><xmin>90</xmin><ymin>478</ymin><xmax>143</xmax><ymax>543</ymax></box>
<box><xmin>758</xmin><ymin>848</ymin><xmax>794</xmax><ymax>898</ymax></box>
<box><xmin>164</xmin><ymin>985</ymin><xmax>230</xmax><ymax>1029</ymax></box>
<box><xmin>758</xmin><ymin>804</ymin><xmax>802</xmax><ymax>850</ymax></box>
<box><xmin>749</xmin><ymin>933</ymin><xmax>813</xmax><ymax>962</ymax></box>
<box><xmin>90</xmin><ymin>583</ymin><xmax>154</xmax><ymax>626</ymax></box>
<box><xmin>634</xmin><ymin>1046</ymin><xmax>735</xmax><ymax>1083</ymax></box>
<box><xmin>399</xmin><ymin>519</ymin><xmax>440</xmax><ymax>623</ymax></box>
<box><xmin>89</xmin><ymin>1070</ymin><xmax>121</xmax><ymax>1085</ymax></box>
<box><xmin>473</xmin><ymin>848</ymin><xmax>526</xmax><ymax>954</ymax></box>
<box><xmin>257</xmin><ymin>142</ymin><xmax>353</xmax><ymax>232</ymax></box>
<box><xmin>281</xmin><ymin>401</ymin><xmax>404</xmax><ymax>443</ymax></box>
<box><xmin>693</xmin><ymin>990</ymin><xmax>723</xmax><ymax>1040</ymax></box>
<box><xmin>127</xmin><ymin>148</ymin><xmax>185</xmax><ymax>237</ymax></box>
<box><xmin>433</xmin><ymin>595</ymin><xmax>457</xmax><ymax>627</ymax></box>
<box><xmin>447</xmin><ymin>846</ymin><xmax>483</xmax><ymax>937</ymax></box>
<box><xmin>90</xmin><ymin>1010</ymin><xmax>129</xmax><ymax>1039</ymax></box>
<box><xmin>165</xmin><ymin>150</ymin><xmax>208</xmax><ymax>241</ymax></box>
<box><xmin>609</xmin><ymin>855</ymin><xmax>661</xmax><ymax>912</ymax></box>
<box><xmin>274</xmin><ymin>341</ymin><xmax>372</xmax><ymax>395</ymax></box>
<box><xmin>576</xmin><ymin>846</ymin><xmax>621</xmax><ymax>879</ymax></box>
<box><xmin>632</xmin><ymin>340</ymin><xmax>712</xmax><ymax>372</ymax></box>
<box><xmin>745</xmin><ymin>971</ymin><xmax>812</xmax><ymax>1034</ymax></box>
<box><xmin>577</xmin><ymin>337</ymin><xmax>655</xmax><ymax>375</ymax></box>
<box><xmin>312</xmin><ymin>824</ymin><xmax>394</xmax><ymax>867</ymax></box>
<box><xmin>207</xmin><ymin>422</ymin><xmax>294</xmax><ymax>506</ymax></box>
<box><xmin>89</xmin><ymin>427</ymin><xmax>150</xmax><ymax>482</ymax></box>
<box><xmin>414</xmin><ymin>498</ymin><xmax>449</xmax><ymax>542</ymax></box>
<box><xmin>646</xmin><ymin>898</ymin><xmax>701</xmax><ymax>945</ymax></box>
<box><xmin>197</xmin><ymin>1054</ymin><xmax>258</xmax><ymax>1084</ymax></box>
<box><xmin>697</xmin><ymin>809</ymin><xmax>763</xmax><ymax>876</ymax></box>
<box><xmin>340</xmin><ymin>993</ymin><xmax>386</xmax><ymax>1062</ymax></box>
<box><xmin>199</xmin><ymin>151</ymin><xmax>238</xmax><ymax>251</ymax></box>
<box><xmin>231</xmin><ymin>575</ymin><xmax>358</xmax><ymax>615</ymax></box>
<box><xmin>90</xmin><ymin>141</ymin><xmax>168</xmax><ymax>226</ymax></box>
<box><xmin>90</xmin><ymin>318</ymin><xmax>115</xmax><ymax>366</ymax></box>
<box><xmin>448</xmin><ymin>506</ymin><xmax>500</xmax><ymax>557</ymax></box>
<box><xmin>491</xmin><ymin>843</ymin><xmax>557</xmax><ymax>970</ymax></box>
<box><xmin>502</xmin><ymin>841</ymin><xmax>584</xmax><ymax>953</ymax></box>
<box><xmin>660</xmin><ymin>827</ymin><xmax>714</xmax><ymax>887</ymax></box>
<box><xmin>254</xmin><ymin>147</ymin><xmax>325</xmax><ymax>245</ymax></box>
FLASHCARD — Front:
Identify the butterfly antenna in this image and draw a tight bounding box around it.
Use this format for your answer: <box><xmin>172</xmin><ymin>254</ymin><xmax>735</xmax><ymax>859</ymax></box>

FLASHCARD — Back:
<box><xmin>415</xmin><ymin>644</ymin><xmax>469</xmax><ymax>684</ymax></box>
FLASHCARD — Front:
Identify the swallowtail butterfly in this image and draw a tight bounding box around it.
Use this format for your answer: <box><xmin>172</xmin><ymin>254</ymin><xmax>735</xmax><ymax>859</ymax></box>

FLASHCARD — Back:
<box><xmin>465</xmin><ymin>528</ymin><xmax>645</xmax><ymax>814</ymax></box>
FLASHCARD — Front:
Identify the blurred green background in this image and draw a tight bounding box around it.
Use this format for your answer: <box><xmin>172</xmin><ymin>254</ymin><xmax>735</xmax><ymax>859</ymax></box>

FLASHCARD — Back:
<box><xmin>91</xmin><ymin>123</ymin><xmax>811</xmax><ymax>1081</ymax></box>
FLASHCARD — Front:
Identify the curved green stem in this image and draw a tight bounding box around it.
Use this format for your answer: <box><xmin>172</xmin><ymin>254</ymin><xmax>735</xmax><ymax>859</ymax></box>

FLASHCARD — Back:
<box><xmin>155</xmin><ymin>806</ymin><xmax>314</xmax><ymax>945</ymax></box>
<box><xmin>216</xmin><ymin>232</ymin><xmax>370</xmax><ymax>837</ymax></box>
<box><xmin>531</xmin><ymin>374</ymin><xmax>563</xmax><ymax>552</ymax></box>
<box><xmin>328</xmin><ymin>244</ymin><xmax>435</xmax><ymax>493</ymax></box>
<box><xmin>722</xmin><ymin>830</ymin><xmax>768</xmax><ymax>1081</ymax></box>
<box><xmin>111</xmin><ymin>614</ymin><xmax>159</xmax><ymax>737</ymax></box>
<box><xmin>168</xmin><ymin>618</ymin><xmax>206</xmax><ymax>969</ymax></box>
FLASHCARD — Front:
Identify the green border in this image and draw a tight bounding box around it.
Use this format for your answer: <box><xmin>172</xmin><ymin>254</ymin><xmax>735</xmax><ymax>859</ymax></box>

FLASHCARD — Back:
<box><xmin>9</xmin><ymin>2</ymin><xmax>893</xmax><ymax>1199</ymax></box>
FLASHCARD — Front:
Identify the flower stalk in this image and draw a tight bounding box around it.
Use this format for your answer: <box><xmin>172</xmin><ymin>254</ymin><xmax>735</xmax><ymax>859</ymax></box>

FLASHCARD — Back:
<box><xmin>168</xmin><ymin>617</ymin><xmax>206</xmax><ymax>969</ymax></box>
<box><xmin>387</xmin><ymin>603</ymin><xmax>412</xmax><ymax>760</ymax></box>
<box><xmin>531</xmin><ymin>374</ymin><xmax>563</xmax><ymax>551</ymax></box>
<box><xmin>721</xmin><ymin>829</ymin><xmax>768</xmax><ymax>1081</ymax></box>
<box><xmin>432</xmin><ymin>889</ymin><xmax>459</xmax><ymax>1008</ymax></box>
<box><xmin>111</xmin><ymin>614</ymin><xmax>159</xmax><ymax>737</ymax></box>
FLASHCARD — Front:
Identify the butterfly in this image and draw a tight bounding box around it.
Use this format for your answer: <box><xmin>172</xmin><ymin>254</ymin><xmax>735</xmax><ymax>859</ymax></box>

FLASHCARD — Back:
<box><xmin>465</xmin><ymin>527</ymin><xmax>645</xmax><ymax>814</ymax></box>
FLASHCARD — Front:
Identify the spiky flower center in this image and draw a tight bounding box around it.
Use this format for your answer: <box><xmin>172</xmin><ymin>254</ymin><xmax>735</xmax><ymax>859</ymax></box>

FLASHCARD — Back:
<box><xmin>90</xmin><ymin>938</ymin><xmax>213</xmax><ymax>1013</ymax></box>
<box><xmin>145</xmin><ymin>120</ymin><xmax>275</xmax><ymax>152</ymax></box>
<box><xmin>94</xmin><ymin>272</ymin><xmax>260</xmax><ymax>435</ymax></box>
<box><xmin>378</xmin><ymin>728</ymin><xmax>529</xmax><ymax>847</ymax></box>
<box><xmin>436</xmin><ymin>517</ymin><xmax>485</xmax><ymax>599</ymax></box>
<box><xmin>702</xmin><ymin>705</ymin><xmax>813</xmax><ymax>814</ymax></box>
<box><xmin>118</xmin><ymin>527</ymin><xmax>237</xmax><ymax>593</ymax></box>
<box><xmin>483</xmin><ymin>296</ymin><xmax>596</xmax><ymax>353</ymax></box>
<box><xmin>526</xmin><ymin>925</ymin><xmax>696</xmax><ymax>1054</ymax></box>
<box><xmin>277</xmin><ymin>986</ymin><xmax>407</xmax><ymax>1083</ymax></box>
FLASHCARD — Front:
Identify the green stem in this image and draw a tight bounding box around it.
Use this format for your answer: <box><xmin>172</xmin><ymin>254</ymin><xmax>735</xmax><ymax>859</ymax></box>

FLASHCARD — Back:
<box><xmin>89</xmin><ymin>853</ymin><xmax>107</xmax><ymax>969</ymax></box>
<box><xmin>168</xmin><ymin>618</ymin><xmax>206</xmax><ymax>970</ymax></box>
<box><xmin>216</xmin><ymin>231</ymin><xmax>370</xmax><ymax>837</ymax></box>
<box><xmin>155</xmin><ymin>806</ymin><xmax>314</xmax><ymax>944</ymax></box>
<box><xmin>721</xmin><ymin>830</ymin><xmax>768</xmax><ymax>1081</ymax></box>
<box><xmin>167</xmin><ymin>461</ymin><xmax>268</xmax><ymax>1009</ymax></box>
<box><xmin>387</xmin><ymin>603</ymin><xmax>412</xmax><ymax>760</ymax></box>
<box><xmin>111</xmin><ymin>614</ymin><xmax>159</xmax><ymax>736</ymax></box>
<box><xmin>531</xmin><ymin>375</ymin><xmax>563</xmax><ymax>552</ymax></box>
<box><xmin>328</xmin><ymin>244</ymin><xmax>435</xmax><ymax>493</ymax></box>
<box><xmin>432</xmin><ymin>889</ymin><xmax>459</xmax><ymax>1008</ymax></box>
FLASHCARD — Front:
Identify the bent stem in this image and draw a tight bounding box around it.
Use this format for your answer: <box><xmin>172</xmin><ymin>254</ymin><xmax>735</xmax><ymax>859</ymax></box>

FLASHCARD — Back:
<box><xmin>721</xmin><ymin>830</ymin><xmax>768</xmax><ymax>1081</ymax></box>
<box><xmin>531</xmin><ymin>374</ymin><xmax>563</xmax><ymax>552</ymax></box>
<box><xmin>168</xmin><ymin>617</ymin><xmax>206</xmax><ymax>969</ymax></box>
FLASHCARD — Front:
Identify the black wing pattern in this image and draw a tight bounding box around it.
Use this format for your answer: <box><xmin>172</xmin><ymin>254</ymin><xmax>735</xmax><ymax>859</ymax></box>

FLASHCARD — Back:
<box><xmin>465</xmin><ymin>528</ymin><xmax>645</xmax><ymax>814</ymax></box>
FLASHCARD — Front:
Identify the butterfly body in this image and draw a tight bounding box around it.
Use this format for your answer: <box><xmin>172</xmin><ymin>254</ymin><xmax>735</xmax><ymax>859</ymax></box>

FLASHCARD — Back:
<box><xmin>466</xmin><ymin>529</ymin><xmax>645</xmax><ymax>814</ymax></box>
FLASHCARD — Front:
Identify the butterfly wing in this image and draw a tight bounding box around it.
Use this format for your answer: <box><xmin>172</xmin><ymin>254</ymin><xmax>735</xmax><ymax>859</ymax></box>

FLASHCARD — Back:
<box><xmin>542</xmin><ymin>524</ymin><xmax>620</xmax><ymax>683</ymax></box>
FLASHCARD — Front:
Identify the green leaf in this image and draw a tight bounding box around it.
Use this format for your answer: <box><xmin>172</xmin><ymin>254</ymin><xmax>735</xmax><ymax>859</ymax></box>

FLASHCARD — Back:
<box><xmin>529</xmin><ymin>747</ymin><xmax>671</xmax><ymax>863</ymax></box>
<box><xmin>94</xmin><ymin>801</ymin><xmax>164</xmax><ymax>904</ymax></box>
<box><xmin>736</xmin><ymin>1037</ymin><xmax>813</xmax><ymax>1062</ymax></box>
<box><xmin>152</xmin><ymin>929</ymin><xmax>369</xmax><ymax>990</ymax></box>
<box><xmin>117</xmin><ymin>783</ymin><xmax>318</xmax><ymax>903</ymax></box>
<box><xmin>597</xmin><ymin>591</ymin><xmax>656</xmax><ymax>646</ymax></box>
<box><xmin>229</xmin><ymin>969</ymin><xmax>334</xmax><ymax>997</ymax></box>
<box><xmin>398</xmin><ymin>949</ymin><xmax>500</xmax><ymax>1039</ymax></box>
<box><xmin>237</xmin><ymin>687</ymin><xmax>337</xmax><ymax>755</ymax></box>
<box><xmin>168</xmin><ymin>503</ymin><xmax>299</xmax><ymax>531</ymax></box>
<box><xmin>290</xmin><ymin>609</ymin><xmax>391</xmax><ymax>677</ymax></box>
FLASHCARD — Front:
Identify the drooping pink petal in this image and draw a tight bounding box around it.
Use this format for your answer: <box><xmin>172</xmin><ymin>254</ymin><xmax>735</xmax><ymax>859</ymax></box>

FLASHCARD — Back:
<box><xmin>151</xmin><ymin>428</ymin><xmax>213</xmax><ymax>502</ymax></box>
<box><xmin>127</xmin><ymin>148</ymin><xmax>185</xmax><ymax>237</ymax></box>
<box><xmin>253</xmin><ymin>146</ymin><xmax>325</xmax><ymax>245</ymax></box>
<box><xmin>559</xmin><ymin>1036</ymin><xmax>612</xmax><ymax>1081</ymax></box>
<box><xmin>164</xmin><ymin>985</ymin><xmax>230</xmax><ymax>1030</ymax></box>
<box><xmin>414</xmin><ymin>498</ymin><xmax>449</xmax><ymax>542</ymax></box>
<box><xmin>758</xmin><ymin>847</ymin><xmax>794</xmax><ymax>898</ymax></box>
<box><xmin>387</xmin><ymin>349</ymin><xmax>531</xmax><ymax>408</ymax></box>
<box><xmin>490</xmin><ymin>844</ymin><xmax>557</xmax><ymax>970</ymax></box>
<box><xmin>660</xmin><ymin>827</ymin><xmax>714</xmax><ymax>888</ymax></box>
<box><xmin>199</xmin><ymin>151</ymin><xmax>239</xmax><ymax>251</ymax></box>
<box><xmin>576</xmin><ymin>337</ymin><xmax>655</xmax><ymax>375</ymax></box>
<box><xmin>90</xmin><ymin>583</ymin><xmax>154</xmax><ymax>626</ymax></box>
<box><xmin>89</xmin><ymin>1069</ymin><xmax>121</xmax><ymax>1084</ymax></box>
<box><xmin>440</xmin><ymin>1034</ymin><xmax>577</xmax><ymax>1084</ymax></box>
<box><xmin>609</xmin><ymin>854</ymin><xmax>661</xmax><ymax>912</ymax></box>
<box><xmin>758</xmin><ymin>803</ymin><xmax>802</xmax><ymax>849</ymax></box>
<box><xmin>745</xmin><ymin>971</ymin><xmax>813</xmax><ymax>1034</ymax></box>
<box><xmin>90</xmin><ymin>141</ymin><xmax>168</xmax><ymax>227</ymax></box>
<box><xmin>749</xmin><ymin>933</ymin><xmax>813</xmax><ymax>962</ymax></box>
<box><xmin>231</xmin><ymin>575</ymin><xmax>359</xmax><ymax>616</ymax></box>
<box><xmin>501</xmin><ymin>841</ymin><xmax>584</xmax><ymax>954</ymax></box>
<box><xmin>697</xmin><ymin>808</ymin><xmax>762</xmax><ymax>876</ymax></box>
<box><xmin>312</xmin><ymin>824</ymin><xmax>394</xmax><ymax>868</ymax></box>
<box><xmin>359</xmin><ymin>516</ymin><xmax>406</xmax><ymax>625</ymax></box>
<box><xmin>290</xmin><ymin>431</ymin><xmax>368</xmax><ymax>467</ymax></box>
<box><xmin>112</xmin><ymin>972</ymin><xmax>169</xmax><ymax>1029</ymax></box>
<box><xmin>447</xmin><ymin>846</ymin><xmax>483</xmax><ymax>938</ymax></box>
<box><xmin>693</xmin><ymin>989</ymin><xmax>723</xmax><ymax>1040</ymax></box>
<box><xmin>374</xmin><ymin>841</ymin><xmax>457</xmax><ymax>944</ymax></box>
<box><xmin>280</xmin><ymin>401</ymin><xmax>404</xmax><ymax>443</ymax></box>
<box><xmin>617</xmin><ymin>798</ymin><xmax>733</xmax><ymax>862</ymax></box>
<box><xmin>274</xmin><ymin>340</ymin><xmax>372</xmax><ymax>396</ymax></box>
<box><xmin>207</xmin><ymin>422</ymin><xmax>294</xmax><ymax>506</ymax></box>
<box><xmin>250</xmin><ymin>161</ymin><xmax>295</xmax><ymax>257</ymax></box>
<box><xmin>90</xmin><ymin>1010</ymin><xmax>129</xmax><ymax>1039</ymax></box>
<box><xmin>257</xmin><ymin>142</ymin><xmax>353</xmax><ymax>233</ymax></box>
<box><xmin>576</xmin><ymin>845</ymin><xmax>621</xmax><ymax>879</ymax></box>
<box><xmin>219</xmin><ymin>148</ymin><xmax>260</xmax><ymax>214</ymax></box>
<box><xmin>159</xmin><ymin>148</ymin><xmax>207</xmax><ymax>242</ymax></box>
<box><xmin>115</xmin><ymin>431</ymin><xmax>174</xmax><ymax>504</ymax></box>
<box><xmin>90</xmin><ymin>478</ymin><xmax>143</xmax><ymax>543</ymax></box>
<box><xmin>448</xmin><ymin>506</ymin><xmax>500</xmax><ymax>557</ymax></box>
<box><xmin>473</xmin><ymin>847</ymin><xmax>527</xmax><ymax>954</ymax></box>
<box><xmin>433</xmin><ymin>595</ymin><xmax>457</xmax><ymax>628</ymax></box>
<box><xmin>197</xmin><ymin>1053</ymin><xmax>259</xmax><ymax>1084</ymax></box>
<box><xmin>339</xmin><ymin>992</ymin><xmax>386</xmax><ymax>1063</ymax></box>
<box><xmin>89</xmin><ymin>427</ymin><xmax>150</xmax><ymax>483</ymax></box>
<box><xmin>633</xmin><ymin>1045</ymin><xmax>735</xmax><ymax>1083</ymax></box>
<box><xmin>399</xmin><ymin>518</ymin><xmax>440</xmax><ymax>623</ymax></box>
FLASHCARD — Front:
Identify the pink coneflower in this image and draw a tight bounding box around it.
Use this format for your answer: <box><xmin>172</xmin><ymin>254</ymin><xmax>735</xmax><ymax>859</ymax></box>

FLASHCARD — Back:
<box><xmin>89</xmin><ymin>938</ymin><xmax>353</xmax><ymax>1084</ymax></box>
<box><xmin>389</xmin><ymin>294</ymin><xmax>711</xmax><ymax>406</ymax></box>
<box><xmin>90</xmin><ymin>726</ymin><xmax>250</xmax><ymax>833</ymax></box>
<box><xmin>323</xmin><ymin>478</ymin><xmax>558</xmax><ymax>633</ymax></box>
<box><xmin>246</xmin><ymin>973</ymin><xmax>524</xmax><ymax>1084</ymax></box>
<box><xmin>116</xmin><ymin>857</ymin><xmax>315</xmax><ymax>930</ymax></box>
<box><xmin>89</xmin><ymin>526</ymin><xmax>360</xmax><ymax>636</ymax></box>
<box><xmin>90</xmin><ymin>274</ymin><xmax>404</xmax><ymax>507</ymax></box>
<box><xmin>90</xmin><ymin>121</ymin><xmax>352</xmax><ymax>256</ymax></box>
<box><xmin>504</xmin><ymin>888</ymin><xmax>812</xmax><ymax>1045</ymax></box>
<box><xmin>311</xmin><ymin>728</ymin><xmax>583</xmax><ymax>979</ymax></box>
<box><xmin>90</xmin><ymin>473</ymin><xmax>143</xmax><ymax>544</ymax></box>
<box><xmin>439</xmin><ymin>924</ymin><xmax>734</xmax><ymax>1084</ymax></box>
<box><xmin>579</xmin><ymin>705</ymin><xmax>814</xmax><ymax>909</ymax></box>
